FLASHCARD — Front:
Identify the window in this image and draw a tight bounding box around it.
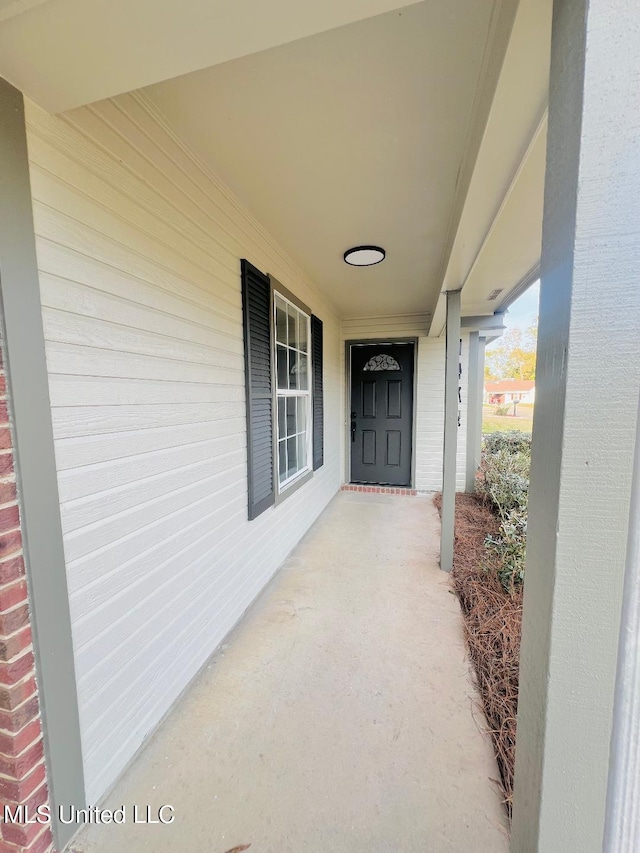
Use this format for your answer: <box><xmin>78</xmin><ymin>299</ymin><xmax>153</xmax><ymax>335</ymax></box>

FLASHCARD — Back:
<box><xmin>241</xmin><ymin>259</ymin><xmax>323</xmax><ymax>520</ymax></box>
<box><xmin>362</xmin><ymin>353</ymin><xmax>401</xmax><ymax>372</ymax></box>
<box><xmin>275</xmin><ymin>293</ymin><xmax>311</xmax><ymax>489</ymax></box>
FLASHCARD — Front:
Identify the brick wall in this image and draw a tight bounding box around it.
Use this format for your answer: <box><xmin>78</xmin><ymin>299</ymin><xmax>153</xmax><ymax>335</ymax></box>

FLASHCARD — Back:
<box><xmin>0</xmin><ymin>333</ymin><xmax>53</xmax><ymax>853</ymax></box>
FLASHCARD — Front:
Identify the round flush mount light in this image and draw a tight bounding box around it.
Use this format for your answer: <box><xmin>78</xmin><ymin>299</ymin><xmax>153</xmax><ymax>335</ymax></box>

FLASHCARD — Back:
<box><xmin>343</xmin><ymin>245</ymin><xmax>386</xmax><ymax>267</ymax></box>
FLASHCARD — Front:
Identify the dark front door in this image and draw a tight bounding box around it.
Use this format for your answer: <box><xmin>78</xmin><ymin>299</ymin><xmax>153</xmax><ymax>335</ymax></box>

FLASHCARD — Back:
<box><xmin>350</xmin><ymin>343</ymin><xmax>414</xmax><ymax>486</ymax></box>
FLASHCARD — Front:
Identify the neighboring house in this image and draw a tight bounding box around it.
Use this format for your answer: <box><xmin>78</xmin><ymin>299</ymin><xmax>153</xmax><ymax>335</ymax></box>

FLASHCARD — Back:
<box><xmin>0</xmin><ymin>1</ymin><xmax>638</xmax><ymax>853</ymax></box>
<box><xmin>485</xmin><ymin>380</ymin><xmax>536</xmax><ymax>405</ymax></box>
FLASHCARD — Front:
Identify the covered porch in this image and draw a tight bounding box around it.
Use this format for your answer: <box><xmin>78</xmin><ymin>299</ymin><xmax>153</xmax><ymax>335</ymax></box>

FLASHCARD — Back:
<box><xmin>72</xmin><ymin>491</ymin><xmax>508</xmax><ymax>852</ymax></box>
<box><xmin>0</xmin><ymin>0</ymin><xmax>639</xmax><ymax>851</ymax></box>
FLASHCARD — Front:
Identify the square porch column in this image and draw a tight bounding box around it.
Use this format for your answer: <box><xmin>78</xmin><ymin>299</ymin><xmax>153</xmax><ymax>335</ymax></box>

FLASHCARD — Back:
<box><xmin>510</xmin><ymin>0</ymin><xmax>640</xmax><ymax>850</ymax></box>
<box><xmin>0</xmin><ymin>76</ymin><xmax>86</xmax><ymax>850</ymax></box>
<box><xmin>440</xmin><ymin>289</ymin><xmax>461</xmax><ymax>572</ymax></box>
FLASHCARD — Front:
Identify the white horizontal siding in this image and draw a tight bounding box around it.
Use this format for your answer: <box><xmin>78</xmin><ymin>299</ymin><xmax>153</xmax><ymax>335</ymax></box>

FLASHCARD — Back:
<box><xmin>414</xmin><ymin>335</ymin><xmax>469</xmax><ymax>492</ymax></box>
<box><xmin>25</xmin><ymin>93</ymin><xmax>341</xmax><ymax>804</ymax></box>
<box><xmin>457</xmin><ymin>335</ymin><xmax>470</xmax><ymax>491</ymax></box>
<box><xmin>414</xmin><ymin>337</ymin><xmax>445</xmax><ymax>492</ymax></box>
<box><xmin>416</xmin><ymin>333</ymin><xmax>469</xmax><ymax>492</ymax></box>
<box><xmin>342</xmin><ymin>313</ymin><xmax>431</xmax><ymax>340</ymax></box>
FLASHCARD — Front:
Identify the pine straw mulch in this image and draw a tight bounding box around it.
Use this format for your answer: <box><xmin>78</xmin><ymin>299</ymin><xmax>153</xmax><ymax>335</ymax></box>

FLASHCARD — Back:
<box><xmin>433</xmin><ymin>492</ymin><xmax>523</xmax><ymax>820</ymax></box>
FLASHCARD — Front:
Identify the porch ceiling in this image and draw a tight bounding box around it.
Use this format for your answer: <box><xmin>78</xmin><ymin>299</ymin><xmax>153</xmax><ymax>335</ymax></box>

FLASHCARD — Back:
<box><xmin>143</xmin><ymin>0</ymin><xmax>511</xmax><ymax>320</ymax></box>
<box><xmin>1</xmin><ymin>0</ymin><xmax>551</xmax><ymax>325</ymax></box>
<box><xmin>0</xmin><ymin>0</ymin><xmax>421</xmax><ymax>112</ymax></box>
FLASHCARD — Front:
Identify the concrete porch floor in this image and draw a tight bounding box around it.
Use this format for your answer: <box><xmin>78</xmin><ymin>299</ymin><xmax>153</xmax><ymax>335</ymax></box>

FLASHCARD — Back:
<box><xmin>71</xmin><ymin>492</ymin><xmax>508</xmax><ymax>853</ymax></box>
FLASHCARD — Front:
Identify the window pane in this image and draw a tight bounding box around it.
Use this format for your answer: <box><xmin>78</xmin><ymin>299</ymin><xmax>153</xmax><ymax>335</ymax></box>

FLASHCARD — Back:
<box><xmin>286</xmin><ymin>397</ymin><xmax>297</xmax><ymax>438</ymax></box>
<box><xmin>297</xmin><ymin>432</ymin><xmax>307</xmax><ymax>472</ymax></box>
<box><xmin>296</xmin><ymin>396</ymin><xmax>307</xmax><ymax>435</ymax></box>
<box><xmin>287</xmin><ymin>436</ymin><xmax>297</xmax><ymax>478</ymax></box>
<box><xmin>287</xmin><ymin>305</ymin><xmax>297</xmax><ymax>350</ymax></box>
<box><xmin>298</xmin><ymin>314</ymin><xmax>308</xmax><ymax>353</ymax></box>
<box><xmin>289</xmin><ymin>349</ymin><xmax>298</xmax><ymax>390</ymax></box>
<box><xmin>277</xmin><ymin>397</ymin><xmax>286</xmax><ymax>441</ymax></box>
<box><xmin>277</xmin><ymin>345</ymin><xmax>288</xmax><ymax>389</ymax></box>
<box><xmin>278</xmin><ymin>440</ymin><xmax>287</xmax><ymax>484</ymax></box>
<box><xmin>297</xmin><ymin>353</ymin><xmax>308</xmax><ymax>390</ymax></box>
<box><xmin>275</xmin><ymin>297</ymin><xmax>288</xmax><ymax>345</ymax></box>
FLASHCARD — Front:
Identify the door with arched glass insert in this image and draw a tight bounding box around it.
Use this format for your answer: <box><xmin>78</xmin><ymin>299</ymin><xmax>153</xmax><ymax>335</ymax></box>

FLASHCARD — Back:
<box><xmin>349</xmin><ymin>342</ymin><xmax>414</xmax><ymax>486</ymax></box>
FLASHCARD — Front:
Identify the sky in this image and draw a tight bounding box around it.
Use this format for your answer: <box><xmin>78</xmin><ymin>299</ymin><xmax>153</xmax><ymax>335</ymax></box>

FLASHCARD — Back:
<box><xmin>487</xmin><ymin>280</ymin><xmax>539</xmax><ymax>350</ymax></box>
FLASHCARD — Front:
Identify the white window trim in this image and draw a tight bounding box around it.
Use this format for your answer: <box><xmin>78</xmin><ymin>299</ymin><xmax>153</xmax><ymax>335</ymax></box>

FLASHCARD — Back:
<box><xmin>273</xmin><ymin>289</ymin><xmax>313</xmax><ymax>495</ymax></box>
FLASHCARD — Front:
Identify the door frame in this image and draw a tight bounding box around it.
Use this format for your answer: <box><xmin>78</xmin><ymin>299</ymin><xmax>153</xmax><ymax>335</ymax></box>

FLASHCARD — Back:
<box><xmin>344</xmin><ymin>338</ymin><xmax>418</xmax><ymax>488</ymax></box>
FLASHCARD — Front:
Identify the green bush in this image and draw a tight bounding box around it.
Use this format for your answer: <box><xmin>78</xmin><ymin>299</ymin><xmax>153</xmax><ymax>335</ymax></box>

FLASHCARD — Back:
<box><xmin>477</xmin><ymin>431</ymin><xmax>531</xmax><ymax>592</ymax></box>
<box><xmin>485</xmin><ymin>512</ymin><xmax>527</xmax><ymax>591</ymax></box>
<box><xmin>482</xmin><ymin>431</ymin><xmax>532</xmax><ymax>455</ymax></box>
<box><xmin>494</xmin><ymin>404</ymin><xmax>511</xmax><ymax>416</ymax></box>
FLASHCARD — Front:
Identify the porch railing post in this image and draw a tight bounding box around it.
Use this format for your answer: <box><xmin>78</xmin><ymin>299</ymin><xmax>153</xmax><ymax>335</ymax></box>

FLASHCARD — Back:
<box><xmin>440</xmin><ymin>289</ymin><xmax>461</xmax><ymax>572</ymax></box>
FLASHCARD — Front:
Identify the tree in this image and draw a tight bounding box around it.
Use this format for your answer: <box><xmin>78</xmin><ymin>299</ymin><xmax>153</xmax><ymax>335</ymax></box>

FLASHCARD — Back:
<box><xmin>485</xmin><ymin>323</ymin><xmax>537</xmax><ymax>381</ymax></box>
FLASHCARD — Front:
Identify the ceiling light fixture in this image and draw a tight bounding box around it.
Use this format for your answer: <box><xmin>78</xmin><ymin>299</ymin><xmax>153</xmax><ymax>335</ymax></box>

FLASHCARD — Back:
<box><xmin>344</xmin><ymin>246</ymin><xmax>385</xmax><ymax>267</ymax></box>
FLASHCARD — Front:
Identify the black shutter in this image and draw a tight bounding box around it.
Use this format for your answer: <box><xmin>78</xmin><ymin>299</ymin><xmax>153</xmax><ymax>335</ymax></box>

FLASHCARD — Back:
<box><xmin>241</xmin><ymin>259</ymin><xmax>275</xmax><ymax>519</ymax></box>
<box><xmin>311</xmin><ymin>314</ymin><xmax>324</xmax><ymax>470</ymax></box>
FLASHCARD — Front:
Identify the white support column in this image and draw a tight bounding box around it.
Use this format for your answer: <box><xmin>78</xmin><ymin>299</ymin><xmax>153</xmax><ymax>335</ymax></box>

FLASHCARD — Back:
<box><xmin>511</xmin><ymin>1</ymin><xmax>640</xmax><ymax>851</ymax></box>
<box><xmin>440</xmin><ymin>289</ymin><xmax>461</xmax><ymax>572</ymax></box>
<box><xmin>604</xmin><ymin>395</ymin><xmax>640</xmax><ymax>851</ymax></box>
<box><xmin>465</xmin><ymin>331</ymin><xmax>485</xmax><ymax>493</ymax></box>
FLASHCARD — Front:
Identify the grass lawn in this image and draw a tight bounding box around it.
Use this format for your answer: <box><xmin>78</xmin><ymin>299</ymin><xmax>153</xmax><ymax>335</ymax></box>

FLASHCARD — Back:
<box><xmin>482</xmin><ymin>406</ymin><xmax>533</xmax><ymax>434</ymax></box>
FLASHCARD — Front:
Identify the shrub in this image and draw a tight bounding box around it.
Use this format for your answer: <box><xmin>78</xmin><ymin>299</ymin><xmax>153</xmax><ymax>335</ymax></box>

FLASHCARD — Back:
<box><xmin>482</xmin><ymin>431</ymin><xmax>532</xmax><ymax>456</ymax></box>
<box><xmin>477</xmin><ymin>431</ymin><xmax>531</xmax><ymax>592</ymax></box>
<box><xmin>485</xmin><ymin>511</ymin><xmax>527</xmax><ymax>592</ymax></box>
<box><xmin>494</xmin><ymin>404</ymin><xmax>511</xmax><ymax>416</ymax></box>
